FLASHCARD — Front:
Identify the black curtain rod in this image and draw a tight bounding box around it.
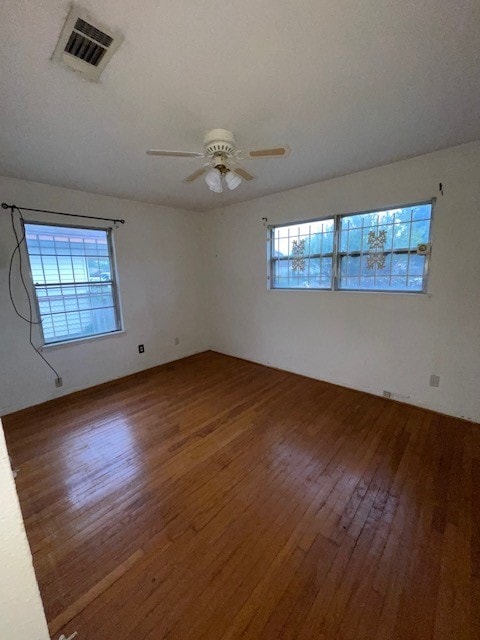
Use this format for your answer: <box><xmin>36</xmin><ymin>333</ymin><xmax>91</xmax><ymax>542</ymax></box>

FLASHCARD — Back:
<box><xmin>1</xmin><ymin>202</ymin><xmax>125</xmax><ymax>225</ymax></box>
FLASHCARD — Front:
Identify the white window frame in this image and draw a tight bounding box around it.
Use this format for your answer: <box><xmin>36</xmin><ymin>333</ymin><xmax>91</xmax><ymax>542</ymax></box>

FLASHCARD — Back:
<box><xmin>23</xmin><ymin>220</ymin><xmax>123</xmax><ymax>346</ymax></box>
<box><xmin>267</xmin><ymin>199</ymin><xmax>434</xmax><ymax>294</ymax></box>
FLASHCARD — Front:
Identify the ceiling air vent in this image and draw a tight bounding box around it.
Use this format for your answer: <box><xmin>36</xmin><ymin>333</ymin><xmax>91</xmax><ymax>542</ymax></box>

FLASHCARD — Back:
<box><xmin>52</xmin><ymin>5</ymin><xmax>123</xmax><ymax>81</ymax></box>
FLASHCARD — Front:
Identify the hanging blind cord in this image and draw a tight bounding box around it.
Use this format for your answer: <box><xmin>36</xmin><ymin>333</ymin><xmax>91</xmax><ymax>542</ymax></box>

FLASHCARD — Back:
<box><xmin>8</xmin><ymin>206</ymin><xmax>60</xmax><ymax>379</ymax></box>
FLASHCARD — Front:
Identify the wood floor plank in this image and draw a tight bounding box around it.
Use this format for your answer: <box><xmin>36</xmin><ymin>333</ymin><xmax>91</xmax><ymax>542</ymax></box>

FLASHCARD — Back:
<box><xmin>48</xmin><ymin>550</ymin><xmax>144</xmax><ymax>636</ymax></box>
<box><xmin>3</xmin><ymin>350</ymin><xmax>479</xmax><ymax>640</ymax></box>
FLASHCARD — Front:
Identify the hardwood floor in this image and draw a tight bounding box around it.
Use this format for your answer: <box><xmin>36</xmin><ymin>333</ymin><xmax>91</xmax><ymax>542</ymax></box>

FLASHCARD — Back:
<box><xmin>3</xmin><ymin>351</ymin><xmax>479</xmax><ymax>640</ymax></box>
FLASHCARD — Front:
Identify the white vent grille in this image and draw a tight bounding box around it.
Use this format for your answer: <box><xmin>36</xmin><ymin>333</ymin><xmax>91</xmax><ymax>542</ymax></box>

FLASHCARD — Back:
<box><xmin>52</xmin><ymin>5</ymin><xmax>123</xmax><ymax>81</ymax></box>
<box><xmin>74</xmin><ymin>18</ymin><xmax>114</xmax><ymax>48</ymax></box>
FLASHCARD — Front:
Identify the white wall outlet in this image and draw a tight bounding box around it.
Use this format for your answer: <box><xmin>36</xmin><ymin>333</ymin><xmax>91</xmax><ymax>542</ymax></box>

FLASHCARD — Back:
<box><xmin>55</xmin><ymin>377</ymin><xmax>63</xmax><ymax>388</ymax></box>
<box><xmin>430</xmin><ymin>374</ymin><xmax>440</xmax><ymax>388</ymax></box>
<box><xmin>383</xmin><ymin>390</ymin><xmax>392</xmax><ymax>399</ymax></box>
<box><xmin>174</xmin><ymin>337</ymin><xmax>179</xmax><ymax>345</ymax></box>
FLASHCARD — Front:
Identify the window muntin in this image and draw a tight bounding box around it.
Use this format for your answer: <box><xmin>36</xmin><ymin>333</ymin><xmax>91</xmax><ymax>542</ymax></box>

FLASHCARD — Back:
<box><xmin>269</xmin><ymin>202</ymin><xmax>432</xmax><ymax>293</ymax></box>
<box><xmin>24</xmin><ymin>223</ymin><xmax>121</xmax><ymax>344</ymax></box>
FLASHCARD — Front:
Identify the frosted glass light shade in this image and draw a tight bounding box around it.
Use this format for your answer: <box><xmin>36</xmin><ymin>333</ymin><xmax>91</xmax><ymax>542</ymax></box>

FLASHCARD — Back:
<box><xmin>205</xmin><ymin>168</ymin><xmax>223</xmax><ymax>192</ymax></box>
<box><xmin>225</xmin><ymin>171</ymin><xmax>242</xmax><ymax>190</ymax></box>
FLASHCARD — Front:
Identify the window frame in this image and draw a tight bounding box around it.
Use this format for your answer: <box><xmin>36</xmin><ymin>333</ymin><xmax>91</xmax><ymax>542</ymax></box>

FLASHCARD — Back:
<box><xmin>267</xmin><ymin>199</ymin><xmax>434</xmax><ymax>294</ymax></box>
<box><xmin>23</xmin><ymin>219</ymin><xmax>123</xmax><ymax>346</ymax></box>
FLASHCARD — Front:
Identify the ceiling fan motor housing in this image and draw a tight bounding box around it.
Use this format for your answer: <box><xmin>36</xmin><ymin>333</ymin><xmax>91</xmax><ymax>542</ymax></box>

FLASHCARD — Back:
<box><xmin>203</xmin><ymin>128</ymin><xmax>236</xmax><ymax>158</ymax></box>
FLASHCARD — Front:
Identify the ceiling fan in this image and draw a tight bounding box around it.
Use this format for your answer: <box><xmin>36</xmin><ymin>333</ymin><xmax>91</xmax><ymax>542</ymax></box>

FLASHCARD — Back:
<box><xmin>147</xmin><ymin>129</ymin><xmax>290</xmax><ymax>193</ymax></box>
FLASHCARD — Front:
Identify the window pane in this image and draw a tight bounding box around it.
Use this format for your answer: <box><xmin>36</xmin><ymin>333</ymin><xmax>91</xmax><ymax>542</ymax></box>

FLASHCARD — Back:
<box><xmin>411</xmin><ymin>220</ymin><xmax>430</xmax><ymax>245</ymax></box>
<box><xmin>338</xmin><ymin>203</ymin><xmax>431</xmax><ymax>292</ymax></box>
<box><xmin>25</xmin><ymin>223</ymin><xmax>120</xmax><ymax>343</ymax></box>
<box><xmin>273</xmin><ymin>257</ymin><xmax>332</xmax><ymax>289</ymax></box>
<box><xmin>272</xmin><ymin>219</ymin><xmax>334</xmax><ymax>289</ymax></box>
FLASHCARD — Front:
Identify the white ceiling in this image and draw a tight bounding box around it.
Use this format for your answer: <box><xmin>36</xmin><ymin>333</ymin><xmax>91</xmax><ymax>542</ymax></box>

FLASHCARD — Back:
<box><xmin>1</xmin><ymin>1</ymin><xmax>479</xmax><ymax>212</ymax></box>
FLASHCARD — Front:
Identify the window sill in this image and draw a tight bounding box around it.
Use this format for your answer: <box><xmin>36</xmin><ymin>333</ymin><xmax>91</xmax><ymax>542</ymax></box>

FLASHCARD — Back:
<box><xmin>40</xmin><ymin>329</ymin><xmax>126</xmax><ymax>351</ymax></box>
<box><xmin>268</xmin><ymin>288</ymin><xmax>432</xmax><ymax>297</ymax></box>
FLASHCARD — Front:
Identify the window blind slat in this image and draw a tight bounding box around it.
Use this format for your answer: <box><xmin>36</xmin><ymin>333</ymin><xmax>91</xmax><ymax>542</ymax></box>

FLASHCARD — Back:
<box><xmin>24</xmin><ymin>223</ymin><xmax>121</xmax><ymax>344</ymax></box>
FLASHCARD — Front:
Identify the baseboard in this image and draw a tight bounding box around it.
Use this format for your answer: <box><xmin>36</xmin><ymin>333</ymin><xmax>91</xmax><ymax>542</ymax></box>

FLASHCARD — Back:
<box><xmin>2</xmin><ymin>349</ymin><xmax>211</xmax><ymax>420</ymax></box>
<box><xmin>207</xmin><ymin>349</ymin><xmax>478</xmax><ymax>425</ymax></box>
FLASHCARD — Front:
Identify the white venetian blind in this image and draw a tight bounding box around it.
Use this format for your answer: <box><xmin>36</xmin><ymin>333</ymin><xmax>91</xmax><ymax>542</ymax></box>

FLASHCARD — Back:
<box><xmin>24</xmin><ymin>223</ymin><xmax>121</xmax><ymax>344</ymax></box>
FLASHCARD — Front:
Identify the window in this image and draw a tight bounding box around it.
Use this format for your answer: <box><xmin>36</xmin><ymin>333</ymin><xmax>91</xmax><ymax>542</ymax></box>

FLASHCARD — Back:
<box><xmin>269</xmin><ymin>202</ymin><xmax>432</xmax><ymax>293</ymax></box>
<box><xmin>270</xmin><ymin>217</ymin><xmax>335</xmax><ymax>289</ymax></box>
<box><xmin>24</xmin><ymin>223</ymin><xmax>122</xmax><ymax>344</ymax></box>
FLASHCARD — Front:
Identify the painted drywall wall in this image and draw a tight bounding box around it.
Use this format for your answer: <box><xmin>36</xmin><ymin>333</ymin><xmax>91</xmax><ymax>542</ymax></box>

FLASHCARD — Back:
<box><xmin>205</xmin><ymin>141</ymin><xmax>480</xmax><ymax>422</ymax></box>
<box><xmin>2</xmin><ymin>143</ymin><xmax>480</xmax><ymax>421</ymax></box>
<box><xmin>0</xmin><ymin>176</ymin><xmax>209</xmax><ymax>415</ymax></box>
<box><xmin>0</xmin><ymin>419</ymin><xmax>50</xmax><ymax>640</ymax></box>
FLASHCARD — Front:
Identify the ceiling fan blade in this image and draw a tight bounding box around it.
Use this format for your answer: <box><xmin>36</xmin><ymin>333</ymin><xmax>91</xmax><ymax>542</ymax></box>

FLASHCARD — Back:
<box><xmin>183</xmin><ymin>167</ymin><xmax>207</xmax><ymax>183</ymax></box>
<box><xmin>246</xmin><ymin>145</ymin><xmax>290</xmax><ymax>158</ymax></box>
<box><xmin>147</xmin><ymin>149</ymin><xmax>204</xmax><ymax>158</ymax></box>
<box><xmin>233</xmin><ymin>166</ymin><xmax>256</xmax><ymax>181</ymax></box>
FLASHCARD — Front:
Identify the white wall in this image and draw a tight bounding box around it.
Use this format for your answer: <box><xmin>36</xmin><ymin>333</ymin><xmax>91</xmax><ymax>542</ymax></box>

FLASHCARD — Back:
<box><xmin>205</xmin><ymin>141</ymin><xmax>480</xmax><ymax>422</ymax></box>
<box><xmin>0</xmin><ymin>176</ymin><xmax>209</xmax><ymax>415</ymax></box>
<box><xmin>2</xmin><ymin>143</ymin><xmax>480</xmax><ymax>422</ymax></box>
<box><xmin>0</xmin><ymin>419</ymin><xmax>50</xmax><ymax>640</ymax></box>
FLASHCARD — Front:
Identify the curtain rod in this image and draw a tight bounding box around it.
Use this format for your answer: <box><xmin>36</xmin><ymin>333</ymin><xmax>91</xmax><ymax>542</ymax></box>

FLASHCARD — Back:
<box><xmin>1</xmin><ymin>202</ymin><xmax>125</xmax><ymax>225</ymax></box>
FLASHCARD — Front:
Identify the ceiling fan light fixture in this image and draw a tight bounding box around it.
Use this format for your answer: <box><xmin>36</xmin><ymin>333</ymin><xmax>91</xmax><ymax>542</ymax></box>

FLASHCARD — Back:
<box><xmin>225</xmin><ymin>170</ymin><xmax>242</xmax><ymax>191</ymax></box>
<box><xmin>205</xmin><ymin>168</ymin><xmax>223</xmax><ymax>193</ymax></box>
<box><xmin>146</xmin><ymin>129</ymin><xmax>289</xmax><ymax>193</ymax></box>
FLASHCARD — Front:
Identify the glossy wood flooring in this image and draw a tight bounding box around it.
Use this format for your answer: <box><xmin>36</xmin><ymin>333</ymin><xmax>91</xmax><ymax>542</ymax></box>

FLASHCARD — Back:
<box><xmin>4</xmin><ymin>351</ymin><xmax>480</xmax><ymax>640</ymax></box>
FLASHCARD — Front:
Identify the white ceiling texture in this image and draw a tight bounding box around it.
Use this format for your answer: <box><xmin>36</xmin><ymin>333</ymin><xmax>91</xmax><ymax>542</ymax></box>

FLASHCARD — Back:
<box><xmin>1</xmin><ymin>1</ymin><xmax>479</xmax><ymax>211</ymax></box>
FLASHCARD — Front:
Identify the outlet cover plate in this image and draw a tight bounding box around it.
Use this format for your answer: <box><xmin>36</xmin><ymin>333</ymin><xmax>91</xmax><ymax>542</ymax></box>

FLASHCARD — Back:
<box><xmin>430</xmin><ymin>374</ymin><xmax>440</xmax><ymax>388</ymax></box>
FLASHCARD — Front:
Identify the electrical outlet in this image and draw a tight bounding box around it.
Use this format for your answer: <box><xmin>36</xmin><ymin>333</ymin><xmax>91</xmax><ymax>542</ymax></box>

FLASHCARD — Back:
<box><xmin>174</xmin><ymin>337</ymin><xmax>179</xmax><ymax>346</ymax></box>
<box><xmin>55</xmin><ymin>377</ymin><xmax>63</xmax><ymax>388</ymax></box>
<box><xmin>383</xmin><ymin>390</ymin><xmax>392</xmax><ymax>399</ymax></box>
<box><xmin>138</xmin><ymin>344</ymin><xmax>145</xmax><ymax>354</ymax></box>
<box><xmin>430</xmin><ymin>374</ymin><xmax>440</xmax><ymax>388</ymax></box>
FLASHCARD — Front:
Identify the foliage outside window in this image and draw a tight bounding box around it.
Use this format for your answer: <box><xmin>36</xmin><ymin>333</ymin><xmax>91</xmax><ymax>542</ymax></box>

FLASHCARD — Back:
<box><xmin>269</xmin><ymin>202</ymin><xmax>432</xmax><ymax>293</ymax></box>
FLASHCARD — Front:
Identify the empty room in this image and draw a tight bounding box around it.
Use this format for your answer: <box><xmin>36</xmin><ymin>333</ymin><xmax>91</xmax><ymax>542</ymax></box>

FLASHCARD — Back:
<box><xmin>1</xmin><ymin>1</ymin><xmax>479</xmax><ymax>639</ymax></box>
